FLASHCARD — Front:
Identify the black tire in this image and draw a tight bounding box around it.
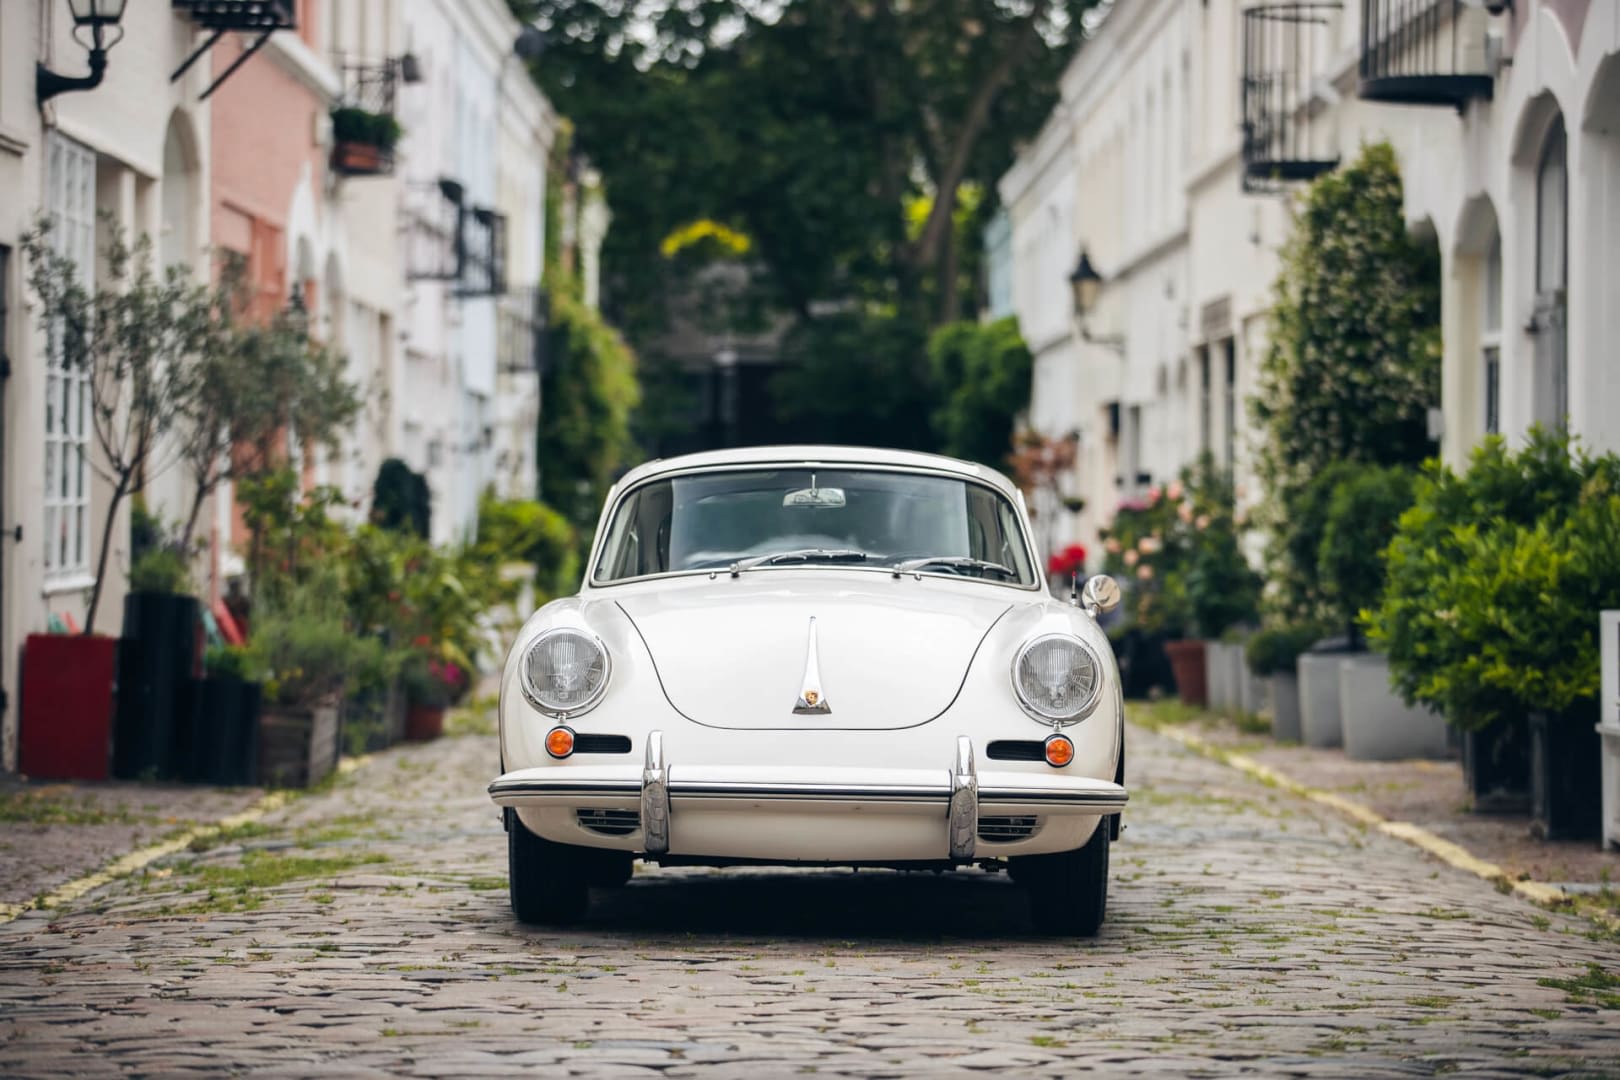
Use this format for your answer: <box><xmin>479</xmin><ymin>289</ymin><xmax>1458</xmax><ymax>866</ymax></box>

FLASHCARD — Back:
<box><xmin>1022</xmin><ymin>819</ymin><xmax>1110</xmax><ymax>937</ymax></box>
<box><xmin>507</xmin><ymin>809</ymin><xmax>589</xmax><ymax>924</ymax></box>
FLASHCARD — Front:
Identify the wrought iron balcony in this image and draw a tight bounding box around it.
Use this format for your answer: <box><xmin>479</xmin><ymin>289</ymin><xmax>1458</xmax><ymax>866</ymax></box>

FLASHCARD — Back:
<box><xmin>404</xmin><ymin>179</ymin><xmax>463</xmax><ymax>282</ymax></box>
<box><xmin>498</xmin><ymin>287</ymin><xmax>549</xmax><ymax>375</ymax></box>
<box><xmin>1241</xmin><ymin>3</ymin><xmax>1342</xmax><ymax>194</ymax></box>
<box><xmin>1359</xmin><ymin>0</ymin><xmax>1493</xmax><ymax>108</ymax></box>
<box><xmin>458</xmin><ymin>207</ymin><xmax>508</xmax><ymax>298</ymax></box>
<box><xmin>330</xmin><ymin>57</ymin><xmax>404</xmax><ymax>178</ymax></box>
<box><xmin>172</xmin><ymin>0</ymin><xmax>294</xmax><ymax>31</ymax></box>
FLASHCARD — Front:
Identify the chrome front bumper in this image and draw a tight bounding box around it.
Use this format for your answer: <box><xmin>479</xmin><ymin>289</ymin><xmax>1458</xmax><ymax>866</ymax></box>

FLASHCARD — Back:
<box><xmin>488</xmin><ymin>730</ymin><xmax>1128</xmax><ymax>861</ymax></box>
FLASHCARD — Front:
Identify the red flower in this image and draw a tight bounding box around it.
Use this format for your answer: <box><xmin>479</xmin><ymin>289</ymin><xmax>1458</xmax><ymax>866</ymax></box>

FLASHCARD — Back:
<box><xmin>1047</xmin><ymin>543</ymin><xmax>1089</xmax><ymax>577</ymax></box>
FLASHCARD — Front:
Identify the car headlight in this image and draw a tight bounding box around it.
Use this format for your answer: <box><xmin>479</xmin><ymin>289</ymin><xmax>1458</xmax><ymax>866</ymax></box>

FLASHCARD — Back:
<box><xmin>1012</xmin><ymin>634</ymin><xmax>1103</xmax><ymax>725</ymax></box>
<box><xmin>520</xmin><ymin>628</ymin><xmax>611</xmax><ymax>717</ymax></box>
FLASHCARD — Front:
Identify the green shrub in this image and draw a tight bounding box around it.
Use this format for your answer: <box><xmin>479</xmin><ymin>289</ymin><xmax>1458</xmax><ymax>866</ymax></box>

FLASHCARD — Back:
<box><xmin>1368</xmin><ymin>428</ymin><xmax>1620</xmax><ymax>730</ymax></box>
<box><xmin>1254</xmin><ymin>142</ymin><xmax>1440</xmax><ymax>620</ymax></box>
<box><xmin>128</xmin><ymin>545</ymin><xmax>191</xmax><ymax>595</ymax></box>
<box><xmin>1245</xmin><ymin>623</ymin><xmax>1328</xmax><ymax>677</ymax></box>
<box><xmin>475</xmin><ymin>492</ymin><xmax>579</xmax><ymax>601</ymax></box>
<box><xmin>926</xmin><ymin>317</ymin><xmax>1033</xmax><ymax>469</ymax></box>
<box><xmin>1101</xmin><ymin>457</ymin><xmax>1259</xmax><ymax>639</ymax></box>
<box><xmin>330</xmin><ymin>107</ymin><xmax>404</xmax><ymax>150</ymax></box>
<box><xmin>246</xmin><ymin>570</ymin><xmax>365</xmax><ymax>708</ymax></box>
<box><xmin>1317</xmin><ymin>463</ymin><xmax>1416</xmax><ymax>648</ymax></box>
<box><xmin>204</xmin><ymin>643</ymin><xmax>254</xmax><ymax>681</ymax></box>
<box><xmin>371</xmin><ymin>458</ymin><xmax>431</xmax><ymax>538</ymax></box>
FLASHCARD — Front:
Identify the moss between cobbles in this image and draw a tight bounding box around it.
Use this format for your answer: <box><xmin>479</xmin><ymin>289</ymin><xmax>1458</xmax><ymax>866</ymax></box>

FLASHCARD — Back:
<box><xmin>1538</xmin><ymin>964</ymin><xmax>1620</xmax><ymax>1009</ymax></box>
<box><xmin>0</xmin><ymin>791</ymin><xmax>146</xmax><ymax>826</ymax></box>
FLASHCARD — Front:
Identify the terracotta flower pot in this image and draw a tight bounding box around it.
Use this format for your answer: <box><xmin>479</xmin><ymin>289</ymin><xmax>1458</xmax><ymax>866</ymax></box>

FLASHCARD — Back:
<box><xmin>405</xmin><ymin>704</ymin><xmax>445</xmax><ymax>742</ymax></box>
<box><xmin>1163</xmin><ymin>639</ymin><xmax>1208</xmax><ymax>707</ymax></box>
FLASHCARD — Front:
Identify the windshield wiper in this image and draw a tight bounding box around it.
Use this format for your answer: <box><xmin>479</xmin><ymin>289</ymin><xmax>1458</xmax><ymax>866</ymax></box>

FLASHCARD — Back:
<box><xmin>891</xmin><ymin>555</ymin><xmax>1016</xmax><ymax>580</ymax></box>
<box><xmin>729</xmin><ymin>548</ymin><xmax>870</xmax><ymax>577</ymax></box>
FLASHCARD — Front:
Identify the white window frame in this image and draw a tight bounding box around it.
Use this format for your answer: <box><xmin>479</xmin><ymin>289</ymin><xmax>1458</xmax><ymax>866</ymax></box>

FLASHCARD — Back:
<box><xmin>43</xmin><ymin>132</ymin><xmax>96</xmax><ymax>593</ymax></box>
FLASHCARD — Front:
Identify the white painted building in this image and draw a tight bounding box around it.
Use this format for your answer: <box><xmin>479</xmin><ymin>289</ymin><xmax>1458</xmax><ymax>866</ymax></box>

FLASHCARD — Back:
<box><xmin>0</xmin><ymin>0</ymin><xmax>222</xmax><ymax>769</ymax></box>
<box><xmin>396</xmin><ymin>0</ymin><xmax>557</xmax><ymax>547</ymax></box>
<box><xmin>1002</xmin><ymin>0</ymin><xmax>1620</xmax><ymax>569</ymax></box>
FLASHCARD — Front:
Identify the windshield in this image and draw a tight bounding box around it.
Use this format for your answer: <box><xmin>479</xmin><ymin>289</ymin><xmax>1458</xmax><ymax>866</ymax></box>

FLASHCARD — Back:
<box><xmin>592</xmin><ymin>468</ymin><xmax>1036</xmax><ymax>586</ymax></box>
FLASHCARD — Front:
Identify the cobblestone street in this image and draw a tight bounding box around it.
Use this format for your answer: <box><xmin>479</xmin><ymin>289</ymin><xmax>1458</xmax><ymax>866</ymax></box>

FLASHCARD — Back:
<box><xmin>3</xmin><ymin>721</ymin><xmax>1618</xmax><ymax>1078</ymax></box>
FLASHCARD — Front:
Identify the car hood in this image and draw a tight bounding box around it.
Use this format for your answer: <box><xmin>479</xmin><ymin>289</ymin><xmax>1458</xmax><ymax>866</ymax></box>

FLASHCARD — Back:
<box><xmin>615</xmin><ymin>572</ymin><xmax>1015</xmax><ymax>730</ymax></box>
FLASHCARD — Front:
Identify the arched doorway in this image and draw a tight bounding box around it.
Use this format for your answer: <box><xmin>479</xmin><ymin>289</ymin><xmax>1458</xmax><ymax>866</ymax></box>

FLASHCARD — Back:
<box><xmin>159</xmin><ymin>112</ymin><xmax>199</xmax><ymax>273</ymax></box>
<box><xmin>1580</xmin><ymin>53</ymin><xmax>1620</xmax><ymax>453</ymax></box>
<box><xmin>1453</xmin><ymin>195</ymin><xmax>1501</xmax><ymax>448</ymax></box>
<box><xmin>1531</xmin><ymin>114</ymin><xmax>1567</xmax><ymax>430</ymax></box>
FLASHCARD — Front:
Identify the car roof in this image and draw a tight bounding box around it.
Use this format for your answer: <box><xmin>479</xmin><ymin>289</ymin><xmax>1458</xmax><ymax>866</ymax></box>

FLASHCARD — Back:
<box><xmin>613</xmin><ymin>445</ymin><xmax>1021</xmax><ymax>498</ymax></box>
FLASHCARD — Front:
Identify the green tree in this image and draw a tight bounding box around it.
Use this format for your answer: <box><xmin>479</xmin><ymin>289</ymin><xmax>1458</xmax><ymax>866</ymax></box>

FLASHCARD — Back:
<box><xmin>1316</xmin><ymin>463</ymin><xmax>1416</xmax><ymax>649</ymax></box>
<box><xmin>926</xmin><ymin>316</ymin><xmax>1033</xmax><ymax>468</ymax></box>
<box><xmin>514</xmin><ymin>0</ymin><xmax>1103</xmax><ymax>334</ymax></box>
<box><xmin>538</xmin><ymin>288</ymin><xmax>641</xmax><ymax>546</ymax></box>
<box><xmin>1255</xmin><ymin>142</ymin><xmax>1441</xmax><ymax>619</ymax></box>
<box><xmin>23</xmin><ymin>219</ymin><xmax>216</xmax><ymax>633</ymax></box>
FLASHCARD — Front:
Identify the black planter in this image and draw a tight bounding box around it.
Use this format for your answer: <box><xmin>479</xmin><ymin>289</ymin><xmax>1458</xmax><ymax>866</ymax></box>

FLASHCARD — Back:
<box><xmin>1461</xmin><ymin>718</ymin><xmax>1531</xmax><ymax>814</ymax></box>
<box><xmin>112</xmin><ymin>592</ymin><xmax>201</xmax><ymax>780</ymax></box>
<box><xmin>1112</xmin><ymin>629</ymin><xmax>1176</xmax><ymax>700</ymax></box>
<box><xmin>180</xmin><ymin>676</ymin><xmax>262</xmax><ymax>785</ymax></box>
<box><xmin>1530</xmin><ymin>710</ymin><xmax>1602</xmax><ymax>842</ymax></box>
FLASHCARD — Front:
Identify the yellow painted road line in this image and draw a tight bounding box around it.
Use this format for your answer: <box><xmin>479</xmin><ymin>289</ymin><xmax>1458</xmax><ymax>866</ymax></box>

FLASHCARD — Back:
<box><xmin>0</xmin><ymin>753</ymin><xmax>373</xmax><ymax>927</ymax></box>
<box><xmin>1148</xmin><ymin>723</ymin><xmax>1573</xmax><ymax>911</ymax></box>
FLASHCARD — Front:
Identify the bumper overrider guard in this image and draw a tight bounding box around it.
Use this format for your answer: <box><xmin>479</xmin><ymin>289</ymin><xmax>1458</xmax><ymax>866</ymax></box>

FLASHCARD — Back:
<box><xmin>489</xmin><ymin>730</ymin><xmax>1129</xmax><ymax>861</ymax></box>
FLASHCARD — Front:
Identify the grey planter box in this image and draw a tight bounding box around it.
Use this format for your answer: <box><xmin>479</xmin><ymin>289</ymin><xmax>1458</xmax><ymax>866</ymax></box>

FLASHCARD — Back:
<box><xmin>1339</xmin><ymin>653</ymin><xmax>1449</xmax><ymax>761</ymax></box>
<box><xmin>1298</xmin><ymin>652</ymin><xmax>1344</xmax><ymax>748</ymax></box>
<box><xmin>1238</xmin><ymin>663</ymin><xmax>1266</xmax><ymax>719</ymax></box>
<box><xmin>1600</xmin><ymin>612</ymin><xmax>1620</xmax><ymax>849</ymax></box>
<box><xmin>1269</xmin><ymin>673</ymin><xmax>1302</xmax><ymax>742</ymax></box>
<box><xmin>1206</xmin><ymin>642</ymin><xmax>1235</xmax><ymax>711</ymax></box>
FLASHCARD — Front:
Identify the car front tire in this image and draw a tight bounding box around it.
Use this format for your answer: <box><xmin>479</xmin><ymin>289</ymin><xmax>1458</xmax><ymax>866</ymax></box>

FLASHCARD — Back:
<box><xmin>507</xmin><ymin>808</ymin><xmax>589</xmax><ymax>924</ymax></box>
<box><xmin>1019</xmin><ymin>817</ymin><xmax>1110</xmax><ymax>937</ymax></box>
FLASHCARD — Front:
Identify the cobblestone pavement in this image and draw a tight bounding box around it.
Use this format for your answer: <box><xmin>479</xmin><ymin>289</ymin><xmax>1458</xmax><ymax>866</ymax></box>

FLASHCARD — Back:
<box><xmin>0</xmin><ymin>779</ymin><xmax>265</xmax><ymax>907</ymax></box>
<box><xmin>3</xmin><ymin>723</ymin><xmax>1619</xmax><ymax>1078</ymax></box>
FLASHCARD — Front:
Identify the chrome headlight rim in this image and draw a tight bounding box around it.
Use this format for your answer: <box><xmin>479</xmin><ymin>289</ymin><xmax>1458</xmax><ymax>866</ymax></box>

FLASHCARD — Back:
<box><xmin>519</xmin><ymin>627</ymin><xmax>612</xmax><ymax>719</ymax></box>
<box><xmin>1010</xmin><ymin>632</ymin><xmax>1105</xmax><ymax>726</ymax></box>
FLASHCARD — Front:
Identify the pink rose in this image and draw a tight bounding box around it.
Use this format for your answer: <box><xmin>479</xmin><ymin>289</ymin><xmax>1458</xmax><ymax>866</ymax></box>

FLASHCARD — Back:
<box><xmin>1123</xmin><ymin>549</ymin><xmax>1140</xmax><ymax>567</ymax></box>
<box><xmin>1136</xmin><ymin>564</ymin><xmax>1154</xmax><ymax>580</ymax></box>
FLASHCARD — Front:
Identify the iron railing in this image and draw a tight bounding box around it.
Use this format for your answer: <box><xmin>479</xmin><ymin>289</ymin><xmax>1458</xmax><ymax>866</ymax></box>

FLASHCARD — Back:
<box><xmin>1359</xmin><ymin>0</ymin><xmax>1493</xmax><ymax>108</ymax></box>
<box><xmin>1241</xmin><ymin>3</ymin><xmax>1342</xmax><ymax>194</ymax></box>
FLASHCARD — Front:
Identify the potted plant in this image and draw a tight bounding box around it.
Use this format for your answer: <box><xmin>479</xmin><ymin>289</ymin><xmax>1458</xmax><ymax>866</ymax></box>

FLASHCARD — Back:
<box><xmin>1315</xmin><ymin>464</ymin><xmax>1446</xmax><ymax>761</ymax></box>
<box><xmin>18</xmin><ymin>221</ymin><xmax>213</xmax><ymax>780</ymax></box>
<box><xmin>113</xmin><ymin>504</ymin><xmax>202</xmax><ymax>780</ymax></box>
<box><xmin>245</xmin><ymin>571</ymin><xmax>361</xmax><ymax>788</ymax></box>
<box><xmin>1245</xmin><ymin>623</ymin><xmax>1324</xmax><ymax>743</ymax></box>
<box><xmin>1370</xmin><ymin>430</ymin><xmax>1620</xmax><ymax>838</ymax></box>
<box><xmin>1103</xmin><ymin>490</ymin><xmax>1200</xmax><ymax>703</ymax></box>
<box><xmin>180</xmin><ymin>645</ymin><xmax>263</xmax><ymax>786</ymax></box>
<box><xmin>401</xmin><ymin>650</ymin><xmax>458</xmax><ymax>741</ymax></box>
<box><xmin>330</xmin><ymin>106</ymin><xmax>403</xmax><ymax>175</ymax></box>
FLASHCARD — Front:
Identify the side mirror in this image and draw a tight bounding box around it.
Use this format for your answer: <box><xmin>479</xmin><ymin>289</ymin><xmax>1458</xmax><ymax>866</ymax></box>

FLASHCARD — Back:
<box><xmin>1081</xmin><ymin>575</ymin><xmax>1121</xmax><ymax>617</ymax></box>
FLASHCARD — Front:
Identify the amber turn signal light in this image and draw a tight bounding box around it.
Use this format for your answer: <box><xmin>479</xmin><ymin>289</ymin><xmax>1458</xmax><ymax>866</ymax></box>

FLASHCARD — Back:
<box><xmin>1043</xmin><ymin>734</ymin><xmax>1075</xmax><ymax>768</ymax></box>
<box><xmin>545</xmin><ymin>726</ymin><xmax>576</xmax><ymax>759</ymax></box>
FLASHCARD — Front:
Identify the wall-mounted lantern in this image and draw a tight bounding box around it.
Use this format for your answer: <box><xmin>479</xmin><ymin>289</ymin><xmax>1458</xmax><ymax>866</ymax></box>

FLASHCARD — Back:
<box><xmin>1067</xmin><ymin>249</ymin><xmax>1125</xmax><ymax>351</ymax></box>
<box><xmin>37</xmin><ymin>0</ymin><xmax>129</xmax><ymax>106</ymax></box>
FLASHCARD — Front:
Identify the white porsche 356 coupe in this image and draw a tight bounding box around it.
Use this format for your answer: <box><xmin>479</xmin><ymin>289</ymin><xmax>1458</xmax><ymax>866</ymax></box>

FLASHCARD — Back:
<box><xmin>489</xmin><ymin>446</ymin><xmax>1128</xmax><ymax>934</ymax></box>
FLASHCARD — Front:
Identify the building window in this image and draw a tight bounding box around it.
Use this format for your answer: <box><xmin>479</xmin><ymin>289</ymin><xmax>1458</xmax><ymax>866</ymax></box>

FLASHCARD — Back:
<box><xmin>1534</xmin><ymin>116</ymin><xmax>1568</xmax><ymax>430</ymax></box>
<box><xmin>1483</xmin><ymin>232</ymin><xmax>1501</xmax><ymax>435</ymax></box>
<box><xmin>45</xmin><ymin>133</ymin><xmax>96</xmax><ymax>587</ymax></box>
<box><xmin>1197</xmin><ymin>346</ymin><xmax>1212</xmax><ymax>455</ymax></box>
<box><xmin>1222</xmin><ymin>339</ymin><xmax>1237</xmax><ymax>470</ymax></box>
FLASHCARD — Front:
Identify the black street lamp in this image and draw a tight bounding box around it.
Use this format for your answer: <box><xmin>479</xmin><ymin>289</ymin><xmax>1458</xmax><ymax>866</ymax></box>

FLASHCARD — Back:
<box><xmin>1067</xmin><ymin>248</ymin><xmax>1124</xmax><ymax>351</ymax></box>
<box><xmin>37</xmin><ymin>0</ymin><xmax>129</xmax><ymax>106</ymax></box>
<box><xmin>1069</xmin><ymin>249</ymin><xmax>1103</xmax><ymax>317</ymax></box>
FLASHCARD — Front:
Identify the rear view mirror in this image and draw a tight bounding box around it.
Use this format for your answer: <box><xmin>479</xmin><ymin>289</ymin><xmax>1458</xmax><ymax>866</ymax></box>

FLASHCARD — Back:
<box><xmin>1082</xmin><ymin>575</ymin><xmax>1121</xmax><ymax>616</ymax></box>
<box><xmin>783</xmin><ymin>487</ymin><xmax>845</xmax><ymax>509</ymax></box>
